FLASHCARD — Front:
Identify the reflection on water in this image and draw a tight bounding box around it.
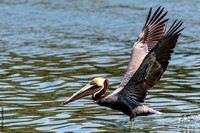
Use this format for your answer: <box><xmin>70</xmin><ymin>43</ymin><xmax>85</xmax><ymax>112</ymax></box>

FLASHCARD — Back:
<box><xmin>0</xmin><ymin>0</ymin><xmax>200</xmax><ymax>132</ymax></box>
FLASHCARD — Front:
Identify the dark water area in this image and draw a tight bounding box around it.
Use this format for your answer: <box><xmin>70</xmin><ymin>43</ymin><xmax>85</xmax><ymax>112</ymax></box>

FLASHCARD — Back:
<box><xmin>0</xmin><ymin>0</ymin><xmax>199</xmax><ymax>132</ymax></box>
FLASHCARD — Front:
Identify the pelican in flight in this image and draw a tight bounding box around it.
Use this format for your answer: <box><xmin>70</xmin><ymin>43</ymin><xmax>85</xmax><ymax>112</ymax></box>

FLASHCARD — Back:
<box><xmin>63</xmin><ymin>7</ymin><xmax>184</xmax><ymax>121</ymax></box>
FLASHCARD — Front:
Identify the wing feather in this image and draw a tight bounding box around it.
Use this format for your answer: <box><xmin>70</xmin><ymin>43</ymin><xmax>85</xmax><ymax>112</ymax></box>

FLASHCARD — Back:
<box><xmin>119</xmin><ymin>7</ymin><xmax>168</xmax><ymax>89</ymax></box>
<box><xmin>118</xmin><ymin>20</ymin><xmax>184</xmax><ymax>103</ymax></box>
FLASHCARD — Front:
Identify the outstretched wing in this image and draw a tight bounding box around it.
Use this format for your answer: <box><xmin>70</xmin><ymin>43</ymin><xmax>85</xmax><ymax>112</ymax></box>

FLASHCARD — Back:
<box><xmin>119</xmin><ymin>7</ymin><xmax>168</xmax><ymax>89</ymax></box>
<box><xmin>118</xmin><ymin>20</ymin><xmax>184</xmax><ymax>103</ymax></box>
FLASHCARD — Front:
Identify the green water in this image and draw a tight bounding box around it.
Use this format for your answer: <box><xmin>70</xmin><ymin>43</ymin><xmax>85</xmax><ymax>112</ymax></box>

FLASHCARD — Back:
<box><xmin>0</xmin><ymin>0</ymin><xmax>200</xmax><ymax>132</ymax></box>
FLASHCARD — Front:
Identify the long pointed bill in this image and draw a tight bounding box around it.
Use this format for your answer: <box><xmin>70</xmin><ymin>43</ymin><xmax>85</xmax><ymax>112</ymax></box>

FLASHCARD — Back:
<box><xmin>62</xmin><ymin>83</ymin><xmax>98</xmax><ymax>105</ymax></box>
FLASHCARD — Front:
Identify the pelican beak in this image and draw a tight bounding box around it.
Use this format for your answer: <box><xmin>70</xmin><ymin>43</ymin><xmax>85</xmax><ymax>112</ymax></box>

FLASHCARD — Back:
<box><xmin>62</xmin><ymin>83</ymin><xmax>98</xmax><ymax>105</ymax></box>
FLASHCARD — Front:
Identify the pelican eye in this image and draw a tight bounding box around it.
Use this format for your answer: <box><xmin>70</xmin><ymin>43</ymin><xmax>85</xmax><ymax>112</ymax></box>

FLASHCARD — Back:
<box><xmin>90</xmin><ymin>81</ymin><xmax>98</xmax><ymax>86</ymax></box>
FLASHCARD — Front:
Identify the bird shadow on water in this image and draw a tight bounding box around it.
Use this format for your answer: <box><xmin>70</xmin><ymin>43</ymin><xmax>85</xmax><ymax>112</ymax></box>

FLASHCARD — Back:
<box><xmin>115</xmin><ymin>114</ymin><xmax>200</xmax><ymax>132</ymax></box>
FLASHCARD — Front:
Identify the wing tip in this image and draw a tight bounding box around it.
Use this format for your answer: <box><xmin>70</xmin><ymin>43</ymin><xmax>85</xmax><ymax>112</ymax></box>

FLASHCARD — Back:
<box><xmin>165</xmin><ymin>19</ymin><xmax>184</xmax><ymax>37</ymax></box>
<box><xmin>145</xmin><ymin>6</ymin><xmax>168</xmax><ymax>26</ymax></box>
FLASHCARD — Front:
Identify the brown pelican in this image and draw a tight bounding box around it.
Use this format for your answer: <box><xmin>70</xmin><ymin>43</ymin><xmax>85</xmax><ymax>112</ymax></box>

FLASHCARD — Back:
<box><xmin>63</xmin><ymin>7</ymin><xmax>184</xmax><ymax>121</ymax></box>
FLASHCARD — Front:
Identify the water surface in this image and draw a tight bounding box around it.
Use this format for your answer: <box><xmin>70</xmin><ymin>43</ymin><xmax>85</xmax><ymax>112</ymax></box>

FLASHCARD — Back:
<box><xmin>0</xmin><ymin>0</ymin><xmax>200</xmax><ymax>132</ymax></box>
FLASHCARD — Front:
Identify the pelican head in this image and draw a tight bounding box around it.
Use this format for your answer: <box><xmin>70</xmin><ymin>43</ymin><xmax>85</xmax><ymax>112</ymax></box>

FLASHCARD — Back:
<box><xmin>63</xmin><ymin>77</ymin><xmax>109</xmax><ymax>105</ymax></box>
